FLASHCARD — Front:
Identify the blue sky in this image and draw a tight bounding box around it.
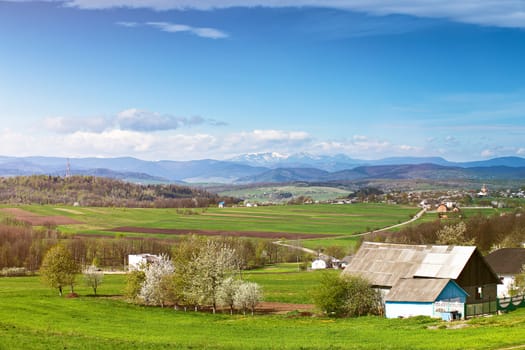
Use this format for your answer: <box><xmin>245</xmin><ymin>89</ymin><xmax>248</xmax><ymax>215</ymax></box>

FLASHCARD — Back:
<box><xmin>1</xmin><ymin>0</ymin><xmax>524</xmax><ymax>161</ymax></box>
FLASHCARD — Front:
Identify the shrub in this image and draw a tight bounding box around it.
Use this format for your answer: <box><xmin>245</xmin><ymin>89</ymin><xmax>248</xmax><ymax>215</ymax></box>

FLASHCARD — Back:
<box><xmin>313</xmin><ymin>273</ymin><xmax>383</xmax><ymax>317</ymax></box>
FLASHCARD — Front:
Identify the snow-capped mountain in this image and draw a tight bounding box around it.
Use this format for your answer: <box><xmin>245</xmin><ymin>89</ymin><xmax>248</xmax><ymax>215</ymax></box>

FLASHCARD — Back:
<box><xmin>228</xmin><ymin>152</ymin><xmax>364</xmax><ymax>171</ymax></box>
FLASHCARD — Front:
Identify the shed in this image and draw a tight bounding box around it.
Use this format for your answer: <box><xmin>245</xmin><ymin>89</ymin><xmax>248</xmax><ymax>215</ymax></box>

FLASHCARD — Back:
<box><xmin>385</xmin><ymin>278</ymin><xmax>467</xmax><ymax>319</ymax></box>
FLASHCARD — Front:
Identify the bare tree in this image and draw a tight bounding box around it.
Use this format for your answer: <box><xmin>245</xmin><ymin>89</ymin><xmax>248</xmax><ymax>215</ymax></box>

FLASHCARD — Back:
<box><xmin>83</xmin><ymin>265</ymin><xmax>103</xmax><ymax>295</ymax></box>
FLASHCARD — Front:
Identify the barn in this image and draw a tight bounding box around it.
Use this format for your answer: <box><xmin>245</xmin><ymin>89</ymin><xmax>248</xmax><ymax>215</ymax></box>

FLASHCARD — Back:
<box><xmin>343</xmin><ymin>242</ymin><xmax>500</xmax><ymax>318</ymax></box>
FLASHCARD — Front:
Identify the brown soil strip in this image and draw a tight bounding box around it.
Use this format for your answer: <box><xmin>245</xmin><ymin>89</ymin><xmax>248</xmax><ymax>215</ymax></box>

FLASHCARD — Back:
<box><xmin>255</xmin><ymin>302</ymin><xmax>314</xmax><ymax>314</ymax></box>
<box><xmin>109</xmin><ymin>226</ymin><xmax>337</xmax><ymax>239</ymax></box>
<box><xmin>0</xmin><ymin>208</ymin><xmax>83</xmax><ymax>226</ymax></box>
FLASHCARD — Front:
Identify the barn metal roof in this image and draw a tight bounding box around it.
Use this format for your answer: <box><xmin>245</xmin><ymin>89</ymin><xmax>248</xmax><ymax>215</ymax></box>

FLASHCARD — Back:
<box><xmin>385</xmin><ymin>278</ymin><xmax>464</xmax><ymax>302</ymax></box>
<box><xmin>343</xmin><ymin>242</ymin><xmax>476</xmax><ymax>287</ymax></box>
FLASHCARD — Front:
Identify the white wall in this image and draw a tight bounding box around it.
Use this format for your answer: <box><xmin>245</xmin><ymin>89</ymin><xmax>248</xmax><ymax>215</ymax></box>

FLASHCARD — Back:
<box><xmin>385</xmin><ymin>302</ymin><xmax>434</xmax><ymax>319</ymax></box>
<box><xmin>498</xmin><ymin>275</ymin><xmax>514</xmax><ymax>297</ymax></box>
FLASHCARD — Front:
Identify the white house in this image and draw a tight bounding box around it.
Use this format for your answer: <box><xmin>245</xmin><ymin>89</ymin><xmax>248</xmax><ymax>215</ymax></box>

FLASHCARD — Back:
<box><xmin>485</xmin><ymin>248</ymin><xmax>525</xmax><ymax>297</ymax></box>
<box><xmin>311</xmin><ymin>259</ymin><xmax>327</xmax><ymax>270</ymax></box>
<box><xmin>128</xmin><ymin>254</ymin><xmax>160</xmax><ymax>271</ymax></box>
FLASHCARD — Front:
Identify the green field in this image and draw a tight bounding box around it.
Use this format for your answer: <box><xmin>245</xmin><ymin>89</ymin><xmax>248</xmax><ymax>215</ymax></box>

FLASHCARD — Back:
<box><xmin>0</xmin><ymin>203</ymin><xmax>418</xmax><ymax>239</ymax></box>
<box><xmin>218</xmin><ymin>185</ymin><xmax>352</xmax><ymax>203</ymax></box>
<box><xmin>1</xmin><ymin>271</ymin><xmax>525</xmax><ymax>349</ymax></box>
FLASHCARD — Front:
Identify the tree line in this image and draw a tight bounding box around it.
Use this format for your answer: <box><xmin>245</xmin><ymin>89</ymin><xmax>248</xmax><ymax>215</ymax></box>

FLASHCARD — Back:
<box><xmin>368</xmin><ymin>209</ymin><xmax>525</xmax><ymax>254</ymax></box>
<box><xmin>0</xmin><ymin>175</ymin><xmax>240</xmax><ymax>208</ymax></box>
<box><xmin>0</xmin><ymin>219</ymin><xmax>312</xmax><ymax>273</ymax></box>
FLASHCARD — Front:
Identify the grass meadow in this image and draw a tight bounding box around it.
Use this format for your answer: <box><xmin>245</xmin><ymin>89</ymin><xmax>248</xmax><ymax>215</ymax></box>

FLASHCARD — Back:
<box><xmin>1</xmin><ymin>269</ymin><xmax>525</xmax><ymax>349</ymax></box>
<box><xmin>0</xmin><ymin>203</ymin><xmax>418</xmax><ymax>240</ymax></box>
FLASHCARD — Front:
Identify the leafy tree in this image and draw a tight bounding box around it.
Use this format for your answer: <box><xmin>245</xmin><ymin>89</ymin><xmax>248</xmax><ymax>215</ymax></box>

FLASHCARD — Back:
<box><xmin>234</xmin><ymin>281</ymin><xmax>262</xmax><ymax>316</ymax></box>
<box><xmin>40</xmin><ymin>244</ymin><xmax>80</xmax><ymax>296</ymax></box>
<box><xmin>314</xmin><ymin>273</ymin><xmax>382</xmax><ymax>317</ymax></box>
<box><xmin>124</xmin><ymin>270</ymin><xmax>145</xmax><ymax>302</ymax></box>
<box><xmin>436</xmin><ymin>221</ymin><xmax>474</xmax><ymax>246</ymax></box>
<box><xmin>83</xmin><ymin>265</ymin><xmax>103</xmax><ymax>295</ymax></box>
<box><xmin>510</xmin><ymin>264</ymin><xmax>525</xmax><ymax>296</ymax></box>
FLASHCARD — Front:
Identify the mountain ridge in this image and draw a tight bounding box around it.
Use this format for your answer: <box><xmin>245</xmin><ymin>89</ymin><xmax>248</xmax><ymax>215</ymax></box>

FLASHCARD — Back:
<box><xmin>1</xmin><ymin>154</ymin><xmax>525</xmax><ymax>184</ymax></box>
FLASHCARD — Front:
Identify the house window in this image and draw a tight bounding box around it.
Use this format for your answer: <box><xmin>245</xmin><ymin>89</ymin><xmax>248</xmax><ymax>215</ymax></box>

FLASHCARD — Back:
<box><xmin>476</xmin><ymin>286</ymin><xmax>483</xmax><ymax>299</ymax></box>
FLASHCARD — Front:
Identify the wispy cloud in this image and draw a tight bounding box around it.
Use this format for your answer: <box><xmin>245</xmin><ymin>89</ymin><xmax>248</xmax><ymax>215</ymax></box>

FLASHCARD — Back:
<box><xmin>147</xmin><ymin>22</ymin><xmax>228</xmax><ymax>39</ymax></box>
<box><xmin>116</xmin><ymin>21</ymin><xmax>228</xmax><ymax>39</ymax></box>
<box><xmin>59</xmin><ymin>0</ymin><xmax>525</xmax><ymax>29</ymax></box>
<box><xmin>43</xmin><ymin>108</ymin><xmax>227</xmax><ymax>134</ymax></box>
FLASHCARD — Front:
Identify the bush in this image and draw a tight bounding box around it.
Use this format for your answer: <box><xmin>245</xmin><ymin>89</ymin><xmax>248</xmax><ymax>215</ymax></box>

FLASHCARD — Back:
<box><xmin>313</xmin><ymin>273</ymin><xmax>383</xmax><ymax>317</ymax></box>
<box><xmin>0</xmin><ymin>267</ymin><xmax>28</xmax><ymax>277</ymax></box>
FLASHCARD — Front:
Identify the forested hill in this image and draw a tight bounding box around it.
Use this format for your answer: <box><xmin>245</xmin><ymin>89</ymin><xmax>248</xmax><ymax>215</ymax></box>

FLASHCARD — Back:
<box><xmin>0</xmin><ymin>175</ymin><xmax>235</xmax><ymax>207</ymax></box>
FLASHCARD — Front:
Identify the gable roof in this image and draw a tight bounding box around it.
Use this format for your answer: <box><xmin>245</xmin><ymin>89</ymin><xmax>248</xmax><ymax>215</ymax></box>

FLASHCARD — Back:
<box><xmin>343</xmin><ymin>242</ymin><xmax>477</xmax><ymax>287</ymax></box>
<box><xmin>485</xmin><ymin>248</ymin><xmax>525</xmax><ymax>275</ymax></box>
<box><xmin>385</xmin><ymin>278</ymin><xmax>467</xmax><ymax>303</ymax></box>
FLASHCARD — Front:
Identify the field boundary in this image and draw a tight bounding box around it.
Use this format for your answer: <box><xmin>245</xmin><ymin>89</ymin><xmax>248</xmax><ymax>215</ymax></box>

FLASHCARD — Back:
<box><xmin>109</xmin><ymin>226</ymin><xmax>339</xmax><ymax>239</ymax></box>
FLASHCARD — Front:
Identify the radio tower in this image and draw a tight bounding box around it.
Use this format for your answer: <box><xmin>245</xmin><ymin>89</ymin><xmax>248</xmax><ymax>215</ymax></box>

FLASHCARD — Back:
<box><xmin>65</xmin><ymin>158</ymin><xmax>71</xmax><ymax>178</ymax></box>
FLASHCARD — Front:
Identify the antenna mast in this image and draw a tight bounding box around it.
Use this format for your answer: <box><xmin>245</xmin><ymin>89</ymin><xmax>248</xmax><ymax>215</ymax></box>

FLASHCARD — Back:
<box><xmin>65</xmin><ymin>158</ymin><xmax>71</xmax><ymax>178</ymax></box>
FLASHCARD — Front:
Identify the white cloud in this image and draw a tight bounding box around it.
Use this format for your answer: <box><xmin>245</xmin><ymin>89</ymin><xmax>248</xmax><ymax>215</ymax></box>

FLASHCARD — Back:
<box><xmin>517</xmin><ymin>148</ymin><xmax>525</xmax><ymax>156</ymax></box>
<box><xmin>481</xmin><ymin>149</ymin><xmax>495</xmax><ymax>158</ymax></box>
<box><xmin>42</xmin><ymin>109</ymin><xmax>225</xmax><ymax>134</ymax></box>
<box><xmin>128</xmin><ymin>21</ymin><xmax>229</xmax><ymax>39</ymax></box>
<box><xmin>116</xmin><ymin>21</ymin><xmax>139</xmax><ymax>27</ymax></box>
<box><xmin>59</xmin><ymin>0</ymin><xmax>525</xmax><ymax>29</ymax></box>
<box><xmin>146</xmin><ymin>21</ymin><xmax>228</xmax><ymax>39</ymax></box>
<box><xmin>43</xmin><ymin>116</ymin><xmax>111</xmax><ymax>133</ymax></box>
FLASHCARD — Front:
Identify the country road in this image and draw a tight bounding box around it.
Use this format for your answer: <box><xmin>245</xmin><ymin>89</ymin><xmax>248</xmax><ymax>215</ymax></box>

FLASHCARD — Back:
<box><xmin>273</xmin><ymin>207</ymin><xmax>427</xmax><ymax>259</ymax></box>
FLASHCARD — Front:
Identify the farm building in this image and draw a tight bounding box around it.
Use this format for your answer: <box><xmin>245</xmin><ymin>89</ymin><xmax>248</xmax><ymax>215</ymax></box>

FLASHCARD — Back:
<box><xmin>128</xmin><ymin>254</ymin><xmax>160</xmax><ymax>271</ymax></box>
<box><xmin>311</xmin><ymin>258</ymin><xmax>328</xmax><ymax>270</ymax></box>
<box><xmin>485</xmin><ymin>248</ymin><xmax>525</xmax><ymax>297</ymax></box>
<box><xmin>343</xmin><ymin>242</ymin><xmax>500</xmax><ymax>318</ymax></box>
<box><xmin>385</xmin><ymin>278</ymin><xmax>467</xmax><ymax>319</ymax></box>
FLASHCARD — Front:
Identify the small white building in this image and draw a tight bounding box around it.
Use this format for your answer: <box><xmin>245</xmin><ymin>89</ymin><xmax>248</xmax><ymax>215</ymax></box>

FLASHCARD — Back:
<box><xmin>311</xmin><ymin>259</ymin><xmax>327</xmax><ymax>270</ymax></box>
<box><xmin>128</xmin><ymin>254</ymin><xmax>160</xmax><ymax>271</ymax></box>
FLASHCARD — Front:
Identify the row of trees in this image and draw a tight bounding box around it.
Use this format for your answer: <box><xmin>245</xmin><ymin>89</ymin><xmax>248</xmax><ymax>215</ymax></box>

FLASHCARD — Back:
<box><xmin>368</xmin><ymin>210</ymin><xmax>525</xmax><ymax>254</ymax></box>
<box><xmin>126</xmin><ymin>240</ymin><xmax>263</xmax><ymax>315</ymax></box>
<box><xmin>0</xmin><ymin>218</ymin><xmax>312</xmax><ymax>271</ymax></box>
<box><xmin>40</xmin><ymin>244</ymin><xmax>104</xmax><ymax>296</ymax></box>
<box><xmin>0</xmin><ymin>175</ymin><xmax>239</xmax><ymax>208</ymax></box>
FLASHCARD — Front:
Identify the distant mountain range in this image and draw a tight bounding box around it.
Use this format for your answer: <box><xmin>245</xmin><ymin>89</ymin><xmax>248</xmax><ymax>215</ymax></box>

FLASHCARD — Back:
<box><xmin>1</xmin><ymin>154</ymin><xmax>525</xmax><ymax>184</ymax></box>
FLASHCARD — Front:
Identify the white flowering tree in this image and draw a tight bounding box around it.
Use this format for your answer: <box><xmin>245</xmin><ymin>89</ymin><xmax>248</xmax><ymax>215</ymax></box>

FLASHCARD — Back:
<box><xmin>192</xmin><ymin>240</ymin><xmax>237</xmax><ymax>313</ymax></box>
<box><xmin>139</xmin><ymin>254</ymin><xmax>175</xmax><ymax>307</ymax></box>
<box><xmin>234</xmin><ymin>281</ymin><xmax>262</xmax><ymax>316</ymax></box>
<box><xmin>217</xmin><ymin>276</ymin><xmax>242</xmax><ymax>314</ymax></box>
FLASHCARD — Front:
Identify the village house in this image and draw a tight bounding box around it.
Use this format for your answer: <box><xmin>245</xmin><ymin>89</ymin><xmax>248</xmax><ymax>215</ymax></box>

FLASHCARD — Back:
<box><xmin>343</xmin><ymin>242</ymin><xmax>500</xmax><ymax>319</ymax></box>
<box><xmin>128</xmin><ymin>254</ymin><xmax>160</xmax><ymax>271</ymax></box>
<box><xmin>485</xmin><ymin>248</ymin><xmax>525</xmax><ymax>297</ymax></box>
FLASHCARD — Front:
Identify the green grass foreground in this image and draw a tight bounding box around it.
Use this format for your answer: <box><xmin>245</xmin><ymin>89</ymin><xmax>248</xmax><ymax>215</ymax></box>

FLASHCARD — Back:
<box><xmin>1</xmin><ymin>274</ymin><xmax>525</xmax><ymax>349</ymax></box>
